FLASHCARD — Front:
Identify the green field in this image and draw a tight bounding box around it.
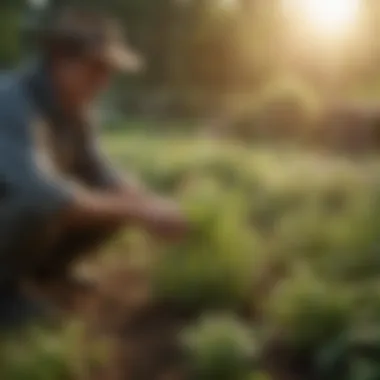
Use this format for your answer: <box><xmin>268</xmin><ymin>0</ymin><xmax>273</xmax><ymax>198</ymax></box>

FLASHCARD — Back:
<box><xmin>3</xmin><ymin>128</ymin><xmax>380</xmax><ymax>380</ymax></box>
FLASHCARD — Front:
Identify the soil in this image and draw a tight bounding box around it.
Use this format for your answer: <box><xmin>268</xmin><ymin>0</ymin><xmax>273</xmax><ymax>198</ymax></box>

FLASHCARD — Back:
<box><xmin>32</xmin><ymin>264</ymin><xmax>192</xmax><ymax>380</ymax></box>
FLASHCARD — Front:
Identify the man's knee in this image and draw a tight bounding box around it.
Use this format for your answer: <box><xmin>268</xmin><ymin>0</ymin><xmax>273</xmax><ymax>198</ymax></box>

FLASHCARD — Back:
<box><xmin>62</xmin><ymin>224</ymin><xmax>120</xmax><ymax>254</ymax></box>
<box><xmin>10</xmin><ymin>193</ymin><xmax>63</xmax><ymax>260</ymax></box>
<box><xmin>31</xmin><ymin>224</ymin><xmax>120</xmax><ymax>279</ymax></box>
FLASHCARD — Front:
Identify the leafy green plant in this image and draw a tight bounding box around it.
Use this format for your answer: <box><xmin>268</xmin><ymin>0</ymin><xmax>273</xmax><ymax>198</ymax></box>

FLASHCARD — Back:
<box><xmin>0</xmin><ymin>321</ymin><xmax>110</xmax><ymax>380</ymax></box>
<box><xmin>182</xmin><ymin>314</ymin><xmax>258</xmax><ymax>380</ymax></box>
<box><xmin>154</xmin><ymin>185</ymin><xmax>257</xmax><ymax>312</ymax></box>
<box><xmin>263</xmin><ymin>269</ymin><xmax>351</xmax><ymax>348</ymax></box>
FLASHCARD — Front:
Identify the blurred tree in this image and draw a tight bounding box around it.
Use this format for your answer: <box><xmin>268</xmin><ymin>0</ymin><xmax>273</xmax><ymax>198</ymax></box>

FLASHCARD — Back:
<box><xmin>9</xmin><ymin>0</ymin><xmax>380</xmax><ymax>115</ymax></box>
<box><xmin>0</xmin><ymin>1</ymin><xmax>27</xmax><ymax>68</ymax></box>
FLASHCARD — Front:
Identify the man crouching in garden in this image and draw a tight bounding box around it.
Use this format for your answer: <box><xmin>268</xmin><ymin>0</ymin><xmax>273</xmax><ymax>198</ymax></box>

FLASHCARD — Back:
<box><xmin>0</xmin><ymin>8</ymin><xmax>188</xmax><ymax>328</ymax></box>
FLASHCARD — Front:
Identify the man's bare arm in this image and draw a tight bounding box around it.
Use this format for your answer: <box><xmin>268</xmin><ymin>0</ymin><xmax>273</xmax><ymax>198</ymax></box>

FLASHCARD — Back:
<box><xmin>60</xmin><ymin>188</ymin><xmax>188</xmax><ymax>240</ymax></box>
<box><xmin>60</xmin><ymin>189</ymin><xmax>142</xmax><ymax>228</ymax></box>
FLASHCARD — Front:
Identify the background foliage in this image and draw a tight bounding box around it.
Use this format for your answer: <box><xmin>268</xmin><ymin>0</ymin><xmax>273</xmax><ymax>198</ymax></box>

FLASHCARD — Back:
<box><xmin>5</xmin><ymin>0</ymin><xmax>380</xmax><ymax>117</ymax></box>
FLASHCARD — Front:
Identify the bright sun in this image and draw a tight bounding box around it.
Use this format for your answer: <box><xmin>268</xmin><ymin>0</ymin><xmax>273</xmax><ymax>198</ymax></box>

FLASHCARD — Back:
<box><xmin>283</xmin><ymin>0</ymin><xmax>361</xmax><ymax>38</ymax></box>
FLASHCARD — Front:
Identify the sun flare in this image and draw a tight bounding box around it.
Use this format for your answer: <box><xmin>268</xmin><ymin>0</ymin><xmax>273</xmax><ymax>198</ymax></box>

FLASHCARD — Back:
<box><xmin>283</xmin><ymin>0</ymin><xmax>361</xmax><ymax>38</ymax></box>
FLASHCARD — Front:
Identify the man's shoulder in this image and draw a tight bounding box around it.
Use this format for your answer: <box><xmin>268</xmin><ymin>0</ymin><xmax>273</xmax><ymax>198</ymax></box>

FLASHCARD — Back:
<box><xmin>0</xmin><ymin>70</ymin><xmax>31</xmax><ymax>112</ymax></box>
<box><xmin>0</xmin><ymin>70</ymin><xmax>34</xmax><ymax>136</ymax></box>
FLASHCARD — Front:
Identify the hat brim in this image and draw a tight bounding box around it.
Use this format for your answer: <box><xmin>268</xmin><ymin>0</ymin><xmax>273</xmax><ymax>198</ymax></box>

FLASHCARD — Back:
<box><xmin>101</xmin><ymin>44</ymin><xmax>144</xmax><ymax>73</ymax></box>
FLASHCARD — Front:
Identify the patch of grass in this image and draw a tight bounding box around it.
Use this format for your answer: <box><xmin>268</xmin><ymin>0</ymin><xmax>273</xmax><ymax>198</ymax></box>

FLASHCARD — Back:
<box><xmin>0</xmin><ymin>321</ymin><xmax>110</xmax><ymax>380</ymax></box>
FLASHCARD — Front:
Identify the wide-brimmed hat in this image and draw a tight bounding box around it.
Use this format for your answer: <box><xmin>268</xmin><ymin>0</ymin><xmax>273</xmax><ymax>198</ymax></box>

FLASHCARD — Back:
<box><xmin>36</xmin><ymin>8</ymin><xmax>144</xmax><ymax>73</ymax></box>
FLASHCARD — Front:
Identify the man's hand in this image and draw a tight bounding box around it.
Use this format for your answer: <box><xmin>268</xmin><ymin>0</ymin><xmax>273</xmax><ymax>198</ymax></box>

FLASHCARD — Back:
<box><xmin>117</xmin><ymin>180</ymin><xmax>189</xmax><ymax>241</ymax></box>
<box><xmin>136</xmin><ymin>197</ymin><xmax>189</xmax><ymax>241</ymax></box>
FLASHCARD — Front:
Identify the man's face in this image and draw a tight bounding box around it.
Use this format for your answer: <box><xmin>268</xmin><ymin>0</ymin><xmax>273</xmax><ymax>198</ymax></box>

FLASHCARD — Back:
<box><xmin>56</xmin><ymin>57</ymin><xmax>113</xmax><ymax>108</ymax></box>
